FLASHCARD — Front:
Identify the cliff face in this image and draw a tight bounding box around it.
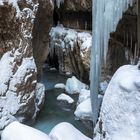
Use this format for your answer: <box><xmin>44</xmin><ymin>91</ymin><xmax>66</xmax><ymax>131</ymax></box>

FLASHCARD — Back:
<box><xmin>0</xmin><ymin>1</ymin><xmax>45</xmax><ymax>130</ymax></box>
<box><xmin>49</xmin><ymin>26</ymin><xmax>91</xmax><ymax>84</ymax></box>
<box><xmin>32</xmin><ymin>0</ymin><xmax>54</xmax><ymax>80</ymax></box>
<box><xmin>54</xmin><ymin>0</ymin><xmax>92</xmax><ymax>30</ymax></box>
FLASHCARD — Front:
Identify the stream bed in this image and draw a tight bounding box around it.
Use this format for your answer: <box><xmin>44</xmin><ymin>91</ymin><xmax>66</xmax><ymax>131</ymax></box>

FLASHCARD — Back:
<box><xmin>32</xmin><ymin>68</ymin><xmax>92</xmax><ymax>138</ymax></box>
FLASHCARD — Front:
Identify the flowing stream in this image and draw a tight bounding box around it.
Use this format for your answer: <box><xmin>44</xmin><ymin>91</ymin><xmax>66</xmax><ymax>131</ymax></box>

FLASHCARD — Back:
<box><xmin>32</xmin><ymin>67</ymin><xmax>92</xmax><ymax>138</ymax></box>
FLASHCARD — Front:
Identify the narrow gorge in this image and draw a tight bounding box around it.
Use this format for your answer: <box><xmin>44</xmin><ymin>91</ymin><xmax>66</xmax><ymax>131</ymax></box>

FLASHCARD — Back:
<box><xmin>0</xmin><ymin>0</ymin><xmax>139</xmax><ymax>140</ymax></box>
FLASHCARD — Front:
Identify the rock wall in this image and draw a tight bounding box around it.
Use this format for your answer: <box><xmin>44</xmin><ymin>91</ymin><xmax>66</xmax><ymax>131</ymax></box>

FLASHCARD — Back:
<box><xmin>106</xmin><ymin>4</ymin><xmax>137</xmax><ymax>76</ymax></box>
<box><xmin>54</xmin><ymin>0</ymin><xmax>92</xmax><ymax>30</ymax></box>
<box><xmin>32</xmin><ymin>0</ymin><xmax>54</xmax><ymax>80</ymax></box>
<box><xmin>0</xmin><ymin>1</ymin><xmax>45</xmax><ymax>130</ymax></box>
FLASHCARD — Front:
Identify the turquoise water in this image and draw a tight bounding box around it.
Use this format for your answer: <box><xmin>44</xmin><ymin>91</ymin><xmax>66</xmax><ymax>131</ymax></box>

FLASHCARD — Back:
<box><xmin>32</xmin><ymin>68</ymin><xmax>92</xmax><ymax>138</ymax></box>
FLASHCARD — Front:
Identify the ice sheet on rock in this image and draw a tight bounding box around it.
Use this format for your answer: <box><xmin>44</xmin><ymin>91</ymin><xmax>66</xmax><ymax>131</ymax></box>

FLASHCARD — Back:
<box><xmin>56</xmin><ymin>0</ymin><xmax>64</xmax><ymax>8</ymax></box>
<box><xmin>49</xmin><ymin>122</ymin><xmax>91</xmax><ymax>140</ymax></box>
<box><xmin>50</xmin><ymin>26</ymin><xmax>92</xmax><ymax>52</ymax></box>
<box><xmin>65</xmin><ymin>76</ymin><xmax>89</xmax><ymax>94</ymax></box>
<box><xmin>57</xmin><ymin>93</ymin><xmax>74</xmax><ymax>104</ymax></box>
<box><xmin>1</xmin><ymin>121</ymin><xmax>51</xmax><ymax>140</ymax></box>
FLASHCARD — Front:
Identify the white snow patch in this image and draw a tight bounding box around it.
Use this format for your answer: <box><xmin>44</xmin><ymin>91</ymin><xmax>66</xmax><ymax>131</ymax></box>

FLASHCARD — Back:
<box><xmin>54</xmin><ymin>83</ymin><xmax>65</xmax><ymax>89</ymax></box>
<box><xmin>1</xmin><ymin>121</ymin><xmax>51</xmax><ymax>140</ymax></box>
<box><xmin>49</xmin><ymin>122</ymin><xmax>91</xmax><ymax>140</ymax></box>
<box><xmin>57</xmin><ymin>93</ymin><xmax>74</xmax><ymax>104</ymax></box>
<box><xmin>65</xmin><ymin>76</ymin><xmax>88</xmax><ymax>94</ymax></box>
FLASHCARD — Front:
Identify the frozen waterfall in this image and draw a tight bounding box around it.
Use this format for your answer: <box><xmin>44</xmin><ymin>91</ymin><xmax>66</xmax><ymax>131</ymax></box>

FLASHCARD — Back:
<box><xmin>90</xmin><ymin>0</ymin><xmax>134</xmax><ymax>130</ymax></box>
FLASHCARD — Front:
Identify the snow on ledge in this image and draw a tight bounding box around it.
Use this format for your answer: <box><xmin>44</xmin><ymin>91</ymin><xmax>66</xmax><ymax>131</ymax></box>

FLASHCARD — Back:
<box><xmin>54</xmin><ymin>83</ymin><xmax>66</xmax><ymax>89</ymax></box>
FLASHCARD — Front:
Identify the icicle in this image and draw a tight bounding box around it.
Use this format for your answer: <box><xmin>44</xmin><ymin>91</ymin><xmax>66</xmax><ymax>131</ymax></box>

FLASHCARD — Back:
<box><xmin>90</xmin><ymin>0</ymin><xmax>135</xmax><ymax>130</ymax></box>
<box><xmin>56</xmin><ymin>0</ymin><xmax>64</xmax><ymax>8</ymax></box>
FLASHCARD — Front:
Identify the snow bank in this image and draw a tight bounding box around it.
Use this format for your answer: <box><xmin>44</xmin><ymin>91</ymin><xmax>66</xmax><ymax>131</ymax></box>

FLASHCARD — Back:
<box><xmin>49</xmin><ymin>122</ymin><xmax>91</xmax><ymax>140</ymax></box>
<box><xmin>95</xmin><ymin>64</ymin><xmax>140</xmax><ymax>140</ymax></box>
<box><xmin>65</xmin><ymin>76</ymin><xmax>88</xmax><ymax>94</ymax></box>
<box><xmin>1</xmin><ymin>121</ymin><xmax>51</xmax><ymax>140</ymax></box>
<box><xmin>54</xmin><ymin>83</ymin><xmax>65</xmax><ymax>89</ymax></box>
<box><xmin>57</xmin><ymin>93</ymin><xmax>74</xmax><ymax>104</ymax></box>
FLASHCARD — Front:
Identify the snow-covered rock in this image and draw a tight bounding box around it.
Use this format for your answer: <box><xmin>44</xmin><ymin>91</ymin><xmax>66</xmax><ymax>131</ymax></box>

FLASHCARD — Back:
<box><xmin>54</xmin><ymin>83</ymin><xmax>66</xmax><ymax>89</ymax></box>
<box><xmin>49</xmin><ymin>122</ymin><xmax>92</xmax><ymax>140</ymax></box>
<box><xmin>0</xmin><ymin>1</ymin><xmax>45</xmax><ymax>130</ymax></box>
<box><xmin>49</xmin><ymin>26</ymin><xmax>91</xmax><ymax>83</ymax></box>
<box><xmin>0</xmin><ymin>50</ymin><xmax>45</xmax><ymax>130</ymax></box>
<box><xmin>1</xmin><ymin>121</ymin><xmax>51</xmax><ymax>140</ymax></box>
<box><xmin>95</xmin><ymin>64</ymin><xmax>140</xmax><ymax>140</ymax></box>
<box><xmin>74</xmin><ymin>98</ymin><xmax>92</xmax><ymax>121</ymax></box>
<box><xmin>75</xmin><ymin>95</ymin><xmax>103</xmax><ymax>121</ymax></box>
<box><xmin>65</xmin><ymin>76</ymin><xmax>88</xmax><ymax>94</ymax></box>
<box><xmin>57</xmin><ymin>93</ymin><xmax>74</xmax><ymax>104</ymax></box>
<box><xmin>78</xmin><ymin>89</ymin><xmax>90</xmax><ymax>104</ymax></box>
<box><xmin>99</xmin><ymin>81</ymin><xmax>108</xmax><ymax>94</ymax></box>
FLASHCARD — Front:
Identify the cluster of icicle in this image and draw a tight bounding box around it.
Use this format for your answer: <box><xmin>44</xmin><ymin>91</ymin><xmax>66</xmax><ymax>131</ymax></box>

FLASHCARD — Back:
<box><xmin>56</xmin><ymin>0</ymin><xmax>64</xmax><ymax>8</ymax></box>
<box><xmin>93</xmin><ymin>0</ymin><xmax>134</xmax><ymax>64</ymax></box>
<box><xmin>90</xmin><ymin>0</ymin><xmax>134</xmax><ymax>126</ymax></box>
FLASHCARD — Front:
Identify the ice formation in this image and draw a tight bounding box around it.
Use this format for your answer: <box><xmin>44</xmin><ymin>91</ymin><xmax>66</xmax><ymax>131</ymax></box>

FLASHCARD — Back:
<box><xmin>56</xmin><ymin>0</ymin><xmax>64</xmax><ymax>8</ymax></box>
<box><xmin>90</xmin><ymin>0</ymin><xmax>134</xmax><ymax>125</ymax></box>
<box><xmin>93</xmin><ymin>0</ymin><xmax>134</xmax><ymax>63</ymax></box>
